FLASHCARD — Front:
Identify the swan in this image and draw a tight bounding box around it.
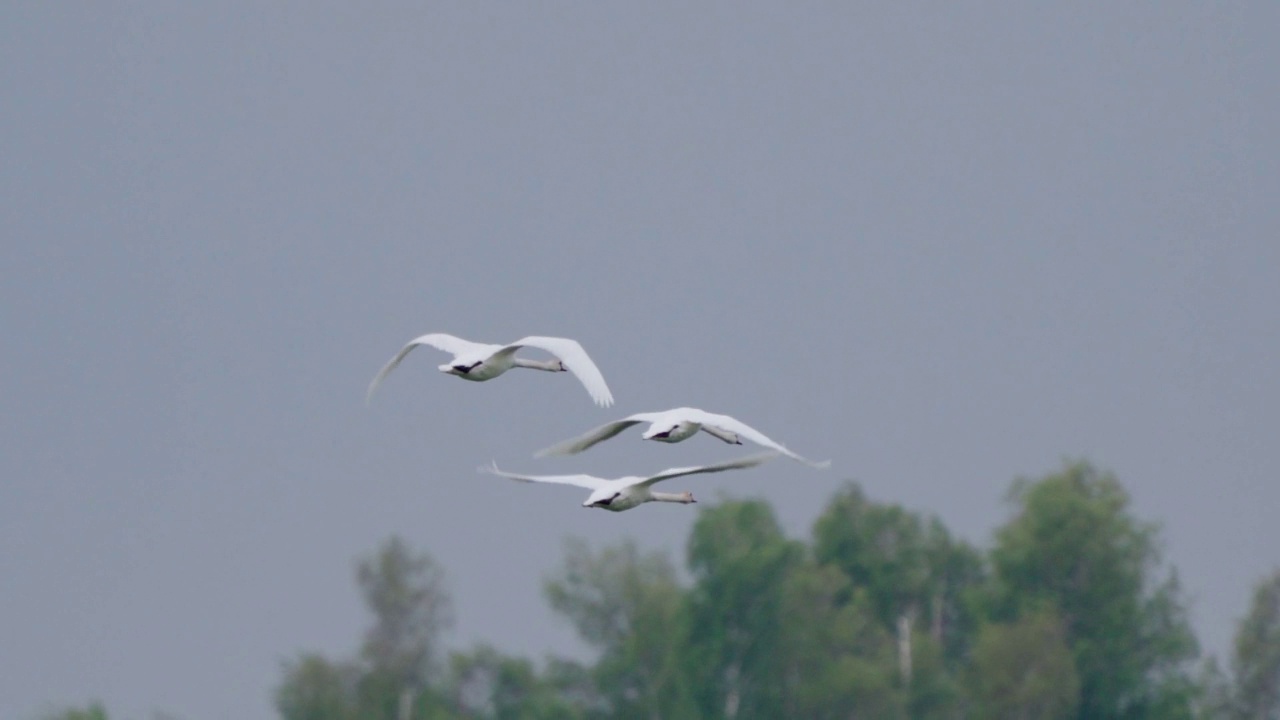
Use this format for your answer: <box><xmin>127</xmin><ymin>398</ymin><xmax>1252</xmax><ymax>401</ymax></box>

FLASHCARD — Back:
<box><xmin>534</xmin><ymin>407</ymin><xmax>830</xmax><ymax>468</ymax></box>
<box><xmin>479</xmin><ymin>452</ymin><xmax>779</xmax><ymax>512</ymax></box>
<box><xmin>366</xmin><ymin>333</ymin><xmax>614</xmax><ymax>407</ymax></box>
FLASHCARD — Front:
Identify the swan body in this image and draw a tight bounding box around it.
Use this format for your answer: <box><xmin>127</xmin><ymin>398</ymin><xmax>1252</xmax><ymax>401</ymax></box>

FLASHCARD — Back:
<box><xmin>480</xmin><ymin>452</ymin><xmax>779</xmax><ymax>512</ymax></box>
<box><xmin>535</xmin><ymin>407</ymin><xmax>829</xmax><ymax>468</ymax></box>
<box><xmin>366</xmin><ymin>333</ymin><xmax>614</xmax><ymax>407</ymax></box>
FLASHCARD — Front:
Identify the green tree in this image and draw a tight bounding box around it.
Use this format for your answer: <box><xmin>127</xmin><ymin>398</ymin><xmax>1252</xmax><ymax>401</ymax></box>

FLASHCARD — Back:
<box><xmin>1192</xmin><ymin>657</ymin><xmax>1236</xmax><ymax>720</ymax></box>
<box><xmin>966</xmin><ymin>608</ymin><xmax>1080</xmax><ymax>720</ymax></box>
<box><xmin>681</xmin><ymin>499</ymin><xmax>806</xmax><ymax>719</ymax></box>
<box><xmin>1230</xmin><ymin>569</ymin><xmax>1280</xmax><ymax>719</ymax></box>
<box><xmin>903</xmin><ymin>629</ymin><xmax>963</xmax><ymax>720</ymax></box>
<box><xmin>543</xmin><ymin>537</ymin><xmax>683</xmax><ymax>719</ymax></box>
<box><xmin>356</xmin><ymin>535</ymin><xmax>454</xmax><ymax>718</ymax></box>
<box><xmin>774</xmin><ymin>561</ymin><xmax>907</xmax><ymax>719</ymax></box>
<box><xmin>40</xmin><ymin>704</ymin><xmax>109</xmax><ymax>720</ymax></box>
<box><xmin>813</xmin><ymin>482</ymin><xmax>985</xmax><ymax>665</ymax></box>
<box><xmin>274</xmin><ymin>536</ymin><xmax>456</xmax><ymax>720</ymax></box>
<box><xmin>358</xmin><ymin>535</ymin><xmax>453</xmax><ymax>683</ymax></box>
<box><xmin>811</xmin><ymin>481</ymin><xmax>983</xmax><ymax>718</ymax></box>
<box><xmin>446</xmin><ymin>645</ymin><xmax>589</xmax><ymax>720</ymax></box>
<box><xmin>987</xmin><ymin>460</ymin><xmax>1198</xmax><ymax>719</ymax></box>
<box><xmin>276</xmin><ymin>654</ymin><xmax>360</xmax><ymax>720</ymax></box>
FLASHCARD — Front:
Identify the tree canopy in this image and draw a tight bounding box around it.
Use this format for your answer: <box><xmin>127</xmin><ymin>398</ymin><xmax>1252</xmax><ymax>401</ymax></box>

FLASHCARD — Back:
<box><xmin>58</xmin><ymin>461</ymin><xmax>1274</xmax><ymax>720</ymax></box>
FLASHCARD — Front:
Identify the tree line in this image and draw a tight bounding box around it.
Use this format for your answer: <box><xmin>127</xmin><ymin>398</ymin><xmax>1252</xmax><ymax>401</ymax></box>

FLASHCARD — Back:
<box><xmin>47</xmin><ymin>461</ymin><xmax>1280</xmax><ymax>719</ymax></box>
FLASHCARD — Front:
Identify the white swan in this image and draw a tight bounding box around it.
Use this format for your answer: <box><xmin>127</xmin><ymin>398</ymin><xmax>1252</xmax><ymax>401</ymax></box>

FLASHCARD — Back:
<box><xmin>479</xmin><ymin>452</ymin><xmax>779</xmax><ymax>512</ymax></box>
<box><xmin>535</xmin><ymin>407</ymin><xmax>829</xmax><ymax>468</ymax></box>
<box><xmin>366</xmin><ymin>333</ymin><xmax>614</xmax><ymax>407</ymax></box>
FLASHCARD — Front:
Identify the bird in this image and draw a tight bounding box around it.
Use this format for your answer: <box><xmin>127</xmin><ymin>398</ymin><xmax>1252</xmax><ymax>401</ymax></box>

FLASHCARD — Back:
<box><xmin>479</xmin><ymin>452</ymin><xmax>780</xmax><ymax>512</ymax></box>
<box><xmin>534</xmin><ymin>407</ymin><xmax>830</xmax><ymax>468</ymax></box>
<box><xmin>366</xmin><ymin>333</ymin><xmax>614</xmax><ymax>407</ymax></box>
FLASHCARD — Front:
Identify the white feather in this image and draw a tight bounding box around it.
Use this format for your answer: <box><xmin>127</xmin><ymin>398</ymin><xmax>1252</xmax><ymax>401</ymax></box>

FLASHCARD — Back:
<box><xmin>366</xmin><ymin>332</ymin><xmax>613</xmax><ymax>407</ymax></box>
<box><xmin>535</xmin><ymin>407</ymin><xmax>829</xmax><ymax>468</ymax></box>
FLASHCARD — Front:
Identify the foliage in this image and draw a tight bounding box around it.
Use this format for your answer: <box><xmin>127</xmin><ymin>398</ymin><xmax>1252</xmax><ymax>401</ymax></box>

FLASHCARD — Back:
<box><xmin>276</xmin><ymin>654</ymin><xmax>359</xmax><ymax>720</ymax></box>
<box><xmin>986</xmin><ymin>461</ymin><xmax>1199</xmax><ymax>719</ymax></box>
<box><xmin>357</xmin><ymin>534</ymin><xmax>453</xmax><ymax>688</ymax></box>
<box><xmin>63</xmin><ymin>460</ymin><xmax>1280</xmax><ymax>720</ymax></box>
<box><xmin>276</xmin><ymin>536</ymin><xmax>457</xmax><ymax>720</ymax></box>
<box><xmin>445</xmin><ymin>645</ymin><xmax>590</xmax><ymax>720</ymax></box>
<box><xmin>1229</xmin><ymin>569</ymin><xmax>1280</xmax><ymax>719</ymax></box>
<box><xmin>680</xmin><ymin>500</ymin><xmax>807</xmax><ymax>718</ymax></box>
<box><xmin>965</xmin><ymin>607</ymin><xmax>1080</xmax><ymax>719</ymax></box>
<box><xmin>1192</xmin><ymin>657</ymin><xmax>1236</xmax><ymax>720</ymax></box>
<box><xmin>40</xmin><ymin>704</ymin><xmax>109</xmax><ymax>720</ymax></box>
<box><xmin>813</xmin><ymin>482</ymin><xmax>986</xmax><ymax>665</ymax></box>
<box><xmin>543</xmin><ymin>537</ymin><xmax>683</xmax><ymax>719</ymax></box>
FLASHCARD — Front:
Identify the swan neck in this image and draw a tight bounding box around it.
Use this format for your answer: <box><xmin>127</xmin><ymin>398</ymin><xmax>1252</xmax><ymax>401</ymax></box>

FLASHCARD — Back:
<box><xmin>702</xmin><ymin>425</ymin><xmax>740</xmax><ymax>444</ymax></box>
<box><xmin>514</xmin><ymin>357</ymin><xmax>561</xmax><ymax>372</ymax></box>
<box><xmin>651</xmin><ymin>491</ymin><xmax>694</xmax><ymax>504</ymax></box>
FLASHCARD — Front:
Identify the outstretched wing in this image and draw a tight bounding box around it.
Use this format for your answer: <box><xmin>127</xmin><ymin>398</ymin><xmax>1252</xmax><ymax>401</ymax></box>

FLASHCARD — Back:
<box><xmin>533</xmin><ymin>413</ymin><xmax>665</xmax><ymax>457</ymax></box>
<box><xmin>688</xmin><ymin>409</ymin><xmax>831</xmax><ymax>469</ymax></box>
<box><xmin>506</xmin><ymin>336</ymin><xmax>614</xmax><ymax>407</ymax></box>
<box><xmin>478</xmin><ymin>462</ymin><xmax>609</xmax><ymax>490</ymax></box>
<box><xmin>636</xmin><ymin>451</ymin><xmax>780</xmax><ymax>488</ymax></box>
<box><xmin>366</xmin><ymin>333</ymin><xmax>486</xmax><ymax>404</ymax></box>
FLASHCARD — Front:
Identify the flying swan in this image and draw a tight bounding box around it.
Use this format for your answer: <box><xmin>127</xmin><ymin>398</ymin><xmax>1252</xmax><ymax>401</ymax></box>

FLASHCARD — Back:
<box><xmin>534</xmin><ymin>407</ymin><xmax>829</xmax><ymax>468</ymax></box>
<box><xmin>479</xmin><ymin>452</ymin><xmax>780</xmax><ymax>512</ymax></box>
<box><xmin>366</xmin><ymin>333</ymin><xmax>614</xmax><ymax>407</ymax></box>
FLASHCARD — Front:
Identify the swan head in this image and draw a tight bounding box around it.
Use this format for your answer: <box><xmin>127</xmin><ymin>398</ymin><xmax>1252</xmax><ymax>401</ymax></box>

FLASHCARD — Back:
<box><xmin>584</xmin><ymin>489</ymin><xmax>622</xmax><ymax>509</ymax></box>
<box><xmin>643</xmin><ymin>424</ymin><xmax>674</xmax><ymax>441</ymax></box>
<box><xmin>440</xmin><ymin>361</ymin><xmax>481</xmax><ymax>376</ymax></box>
<box><xmin>643</xmin><ymin>421</ymin><xmax>695</xmax><ymax>443</ymax></box>
<box><xmin>680</xmin><ymin>492</ymin><xmax>696</xmax><ymax>504</ymax></box>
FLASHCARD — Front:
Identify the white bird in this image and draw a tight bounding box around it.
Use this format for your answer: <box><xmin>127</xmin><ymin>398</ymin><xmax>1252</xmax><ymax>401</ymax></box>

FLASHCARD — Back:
<box><xmin>535</xmin><ymin>407</ymin><xmax>830</xmax><ymax>468</ymax></box>
<box><xmin>366</xmin><ymin>333</ymin><xmax>614</xmax><ymax>407</ymax></box>
<box><xmin>479</xmin><ymin>452</ymin><xmax>779</xmax><ymax>512</ymax></box>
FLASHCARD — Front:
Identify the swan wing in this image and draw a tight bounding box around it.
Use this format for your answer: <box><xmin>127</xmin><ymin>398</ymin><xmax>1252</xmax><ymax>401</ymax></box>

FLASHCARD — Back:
<box><xmin>533</xmin><ymin>412</ymin><xmax>665</xmax><ymax>457</ymax></box>
<box><xmin>366</xmin><ymin>333</ymin><xmax>485</xmax><ymax>404</ymax></box>
<box><xmin>687</xmin><ymin>410</ymin><xmax>831</xmax><ymax>469</ymax></box>
<box><xmin>478</xmin><ymin>462</ymin><xmax>609</xmax><ymax>490</ymax></box>
<box><xmin>636</xmin><ymin>451</ymin><xmax>780</xmax><ymax>489</ymax></box>
<box><xmin>506</xmin><ymin>336</ymin><xmax>614</xmax><ymax>407</ymax></box>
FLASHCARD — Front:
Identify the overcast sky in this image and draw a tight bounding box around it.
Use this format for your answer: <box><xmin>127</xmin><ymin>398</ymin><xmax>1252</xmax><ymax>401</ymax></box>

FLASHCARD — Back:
<box><xmin>3</xmin><ymin>4</ymin><xmax>1277</xmax><ymax>719</ymax></box>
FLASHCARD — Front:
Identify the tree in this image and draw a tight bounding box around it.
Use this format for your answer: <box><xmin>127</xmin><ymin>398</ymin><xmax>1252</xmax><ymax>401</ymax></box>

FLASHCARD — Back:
<box><xmin>813</xmin><ymin>482</ymin><xmax>986</xmax><ymax>665</ymax></box>
<box><xmin>680</xmin><ymin>498</ymin><xmax>944</xmax><ymax>719</ymax></box>
<box><xmin>966</xmin><ymin>608</ymin><xmax>1080</xmax><ymax>720</ymax></box>
<box><xmin>357</xmin><ymin>535</ymin><xmax>453</xmax><ymax>686</ymax></box>
<box><xmin>355</xmin><ymin>534</ymin><xmax>453</xmax><ymax>719</ymax></box>
<box><xmin>543</xmin><ymin>537</ymin><xmax>683</xmax><ymax>719</ymax></box>
<box><xmin>681</xmin><ymin>500</ymin><xmax>807</xmax><ymax>719</ymax></box>
<box><xmin>1231</xmin><ymin>569</ymin><xmax>1280</xmax><ymax>720</ymax></box>
<box><xmin>40</xmin><ymin>704</ymin><xmax>109</xmax><ymax>720</ymax></box>
<box><xmin>446</xmin><ymin>645</ymin><xmax>589</xmax><ymax>720</ymax></box>
<box><xmin>774</xmin><ymin>561</ymin><xmax>907</xmax><ymax>719</ymax></box>
<box><xmin>276</xmin><ymin>654</ymin><xmax>360</xmax><ymax>720</ymax></box>
<box><xmin>987</xmin><ymin>460</ymin><xmax>1199</xmax><ymax>719</ymax></box>
<box><xmin>264</xmin><ymin>468</ymin><xmax>1213</xmax><ymax>720</ymax></box>
<box><xmin>1192</xmin><ymin>657</ymin><xmax>1236</xmax><ymax>720</ymax></box>
<box><xmin>274</xmin><ymin>535</ymin><xmax>456</xmax><ymax>720</ymax></box>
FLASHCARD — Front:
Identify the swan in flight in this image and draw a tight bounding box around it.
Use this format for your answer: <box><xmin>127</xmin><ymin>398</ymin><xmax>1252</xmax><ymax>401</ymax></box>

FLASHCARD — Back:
<box><xmin>479</xmin><ymin>452</ymin><xmax>779</xmax><ymax>512</ymax></box>
<box><xmin>366</xmin><ymin>333</ymin><xmax>614</xmax><ymax>407</ymax></box>
<box><xmin>535</xmin><ymin>407</ymin><xmax>829</xmax><ymax>468</ymax></box>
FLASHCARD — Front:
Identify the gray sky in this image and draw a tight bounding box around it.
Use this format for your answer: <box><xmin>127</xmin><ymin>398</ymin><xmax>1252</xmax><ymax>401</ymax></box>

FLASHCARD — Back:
<box><xmin>3</xmin><ymin>4</ymin><xmax>1277</xmax><ymax>719</ymax></box>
